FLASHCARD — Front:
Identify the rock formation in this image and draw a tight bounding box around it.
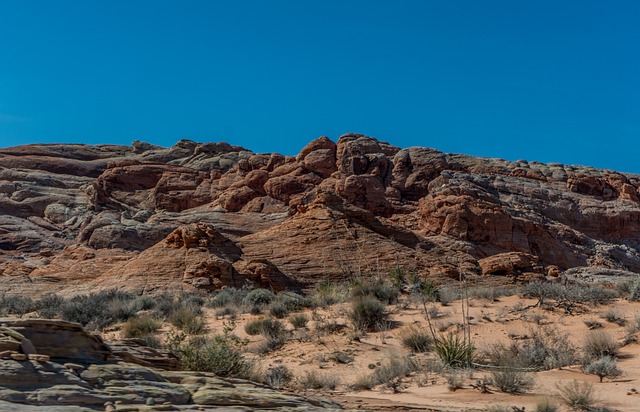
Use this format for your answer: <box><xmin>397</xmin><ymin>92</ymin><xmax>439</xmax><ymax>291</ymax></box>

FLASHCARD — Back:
<box><xmin>1</xmin><ymin>134</ymin><xmax>640</xmax><ymax>296</ymax></box>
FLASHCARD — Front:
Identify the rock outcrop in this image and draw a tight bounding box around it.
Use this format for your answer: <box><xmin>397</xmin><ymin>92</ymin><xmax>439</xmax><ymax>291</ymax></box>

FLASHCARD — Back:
<box><xmin>0</xmin><ymin>319</ymin><xmax>342</xmax><ymax>411</ymax></box>
<box><xmin>2</xmin><ymin>134</ymin><xmax>640</xmax><ymax>296</ymax></box>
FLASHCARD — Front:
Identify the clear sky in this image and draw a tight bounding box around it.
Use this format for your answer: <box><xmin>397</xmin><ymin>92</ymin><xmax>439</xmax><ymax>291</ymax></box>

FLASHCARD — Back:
<box><xmin>0</xmin><ymin>1</ymin><xmax>638</xmax><ymax>172</ymax></box>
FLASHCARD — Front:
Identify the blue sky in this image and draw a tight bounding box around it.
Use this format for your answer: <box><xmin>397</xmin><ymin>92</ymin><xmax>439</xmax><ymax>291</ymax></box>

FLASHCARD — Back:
<box><xmin>0</xmin><ymin>1</ymin><xmax>638</xmax><ymax>172</ymax></box>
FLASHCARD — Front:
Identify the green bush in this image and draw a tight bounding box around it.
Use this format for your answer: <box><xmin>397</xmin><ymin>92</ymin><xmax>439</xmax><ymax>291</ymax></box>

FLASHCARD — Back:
<box><xmin>175</xmin><ymin>334</ymin><xmax>251</xmax><ymax>378</ymax></box>
<box><xmin>289</xmin><ymin>313</ymin><xmax>309</xmax><ymax>329</ymax></box>
<box><xmin>433</xmin><ymin>333</ymin><xmax>474</xmax><ymax>368</ymax></box>
<box><xmin>243</xmin><ymin>289</ymin><xmax>275</xmax><ymax>307</ymax></box>
<box><xmin>60</xmin><ymin>289</ymin><xmax>145</xmax><ymax>330</ymax></box>
<box><xmin>268</xmin><ymin>301</ymin><xmax>290</xmax><ymax>319</ymax></box>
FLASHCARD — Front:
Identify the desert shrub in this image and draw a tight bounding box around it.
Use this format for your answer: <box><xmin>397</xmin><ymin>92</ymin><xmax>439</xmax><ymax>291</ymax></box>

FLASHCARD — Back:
<box><xmin>556</xmin><ymin>380</ymin><xmax>595</xmax><ymax>411</ymax></box>
<box><xmin>351</xmin><ymin>276</ymin><xmax>399</xmax><ymax>304</ymax></box>
<box><xmin>535</xmin><ymin>399</ymin><xmax>559</xmax><ymax>412</ymax></box>
<box><xmin>174</xmin><ymin>334</ymin><xmax>251</xmax><ymax>378</ymax></box>
<box><xmin>243</xmin><ymin>288</ymin><xmax>275</xmax><ymax>307</ymax></box>
<box><xmin>353</xmin><ymin>354</ymin><xmax>418</xmax><ymax>391</ymax></box>
<box><xmin>299</xmin><ymin>370</ymin><xmax>339</xmax><ymax>390</ymax></box>
<box><xmin>490</xmin><ymin>368</ymin><xmax>535</xmax><ymax>393</ymax></box>
<box><xmin>310</xmin><ymin>280</ymin><xmax>346</xmax><ymax>307</ymax></box>
<box><xmin>523</xmin><ymin>281</ymin><xmax>565</xmax><ymax>305</ymax></box>
<box><xmin>565</xmin><ymin>283</ymin><xmax>618</xmax><ymax>306</ymax></box>
<box><xmin>601</xmin><ymin>310</ymin><xmax>625</xmax><ymax>326</ymax></box>
<box><xmin>584</xmin><ymin>356</ymin><xmax>622</xmax><ymax>382</ymax></box>
<box><xmin>123</xmin><ymin>316</ymin><xmax>162</xmax><ymax>338</ymax></box>
<box><xmin>409</xmin><ymin>276</ymin><xmax>440</xmax><ymax>302</ymax></box>
<box><xmin>484</xmin><ymin>326</ymin><xmax>575</xmax><ymax>370</ymax></box>
<box><xmin>0</xmin><ymin>295</ymin><xmax>36</xmax><ymax>315</ymax></box>
<box><xmin>583</xmin><ymin>330</ymin><xmax>619</xmax><ymax>360</ymax></box>
<box><xmin>244</xmin><ymin>318</ymin><xmax>268</xmax><ymax>335</ymax></box>
<box><xmin>135</xmin><ymin>334</ymin><xmax>162</xmax><ymax>348</ymax></box>
<box><xmin>256</xmin><ymin>318</ymin><xmax>288</xmax><ymax>353</ymax></box>
<box><xmin>446</xmin><ymin>370</ymin><xmax>465</xmax><ymax>392</ymax></box>
<box><xmin>268</xmin><ymin>300</ymin><xmax>290</xmax><ymax>319</ymax></box>
<box><xmin>169</xmin><ymin>307</ymin><xmax>207</xmax><ymax>335</ymax></box>
<box><xmin>35</xmin><ymin>293</ymin><xmax>65</xmax><ymax>319</ymax></box>
<box><xmin>622</xmin><ymin>276</ymin><xmax>640</xmax><ymax>301</ymax></box>
<box><xmin>215</xmin><ymin>306</ymin><xmax>237</xmax><ymax>318</ymax></box>
<box><xmin>434</xmin><ymin>333</ymin><xmax>474</xmax><ymax>368</ymax></box>
<box><xmin>59</xmin><ymin>289</ymin><xmax>145</xmax><ymax>330</ymax></box>
<box><xmin>289</xmin><ymin>313</ymin><xmax>309</xmax><ymax>329</ymax></box>
<box><xmin>264</xmin><ymin>365</ymin><xmax>293</xmax><ymax>388</ymax></box>
<box><xmin>399</xmin><ymin>325</ymin><xmax>433</xmax><ymax>353</ymax></box>
<box><xmin>207</xmin><ymin>288</ymin><xmax>247</xmax><ymax>308</ymax></box>
<box><xmin>349</xmin><ymin>295</ymin><xmax>388</xmax><ymax>331</ymax></box>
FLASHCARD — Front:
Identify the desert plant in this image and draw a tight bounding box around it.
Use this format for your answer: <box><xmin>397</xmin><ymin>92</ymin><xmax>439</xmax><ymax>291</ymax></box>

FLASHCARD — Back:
<box><xmin>583</xmin><ymin>319</ymin><xmax>603</xmax><ymax>330</ymax></box>
<box><xmin>244</xmin><ymin>318</ymin><xmax>267</xmax><ymax>335</ymax></box>
<box><xmin>584</xmin><ymin>356</ymin><xmax>622</xmax><ymax>382</ymax></box>
<box><xmin>434</xmin><ymin>333</ymin><xmax>474</xmax><ymax>368</ymax></box>
<box><xmin>264</xmin><ymin>365</ymin><xmax>293</xmax><ymax>388</ymax></box>
<box><xmin>583</xmin><ymin>330</ymin><xmax>619</xmax><ymax>360</ymax></box>
<box><xmin>243</xmin><ymin>288</ymin><xmax>275</xmax><ymax>307</ymax></box>
<box><xmin>446</xmin><ymin>370</ymin><xmax>465</xmax><ymax>392</ymax></box>
<box><xmin>174</xmin><ymin>333</ymin><xmax>251</xmax><ymax>378</ymax></box>
<box><xmin>601</xmin><ymin>310</ymin><xmax>625</xmax><ymax>326</ymax></box>
<box><xmin>351</xmin><ymin>276</ymin><xmax>400</xmax><ymax>304</ymax></box>
<box><xmin>289</xmin><ymin>313</ymin><xmax>309</xmax><ymax>329</ymax></box>
<box><xmin>35</xmin><ymin>293</ymin><xmax>65</xmax><ymax>318</ymax></box>
<box><xmin>409</xmin><ymin>276</ymin><xmax>440</xmax><ymax>302</ymax></box>
<box><xmin>207</xmin><ymin>288</ymin><xmax>247</xmax><ymax>309</ymax></box>
<box><xmin>299</xmin><ymin>370</ymin><xmax>339</xmax><ymax>390</ymax></box>
<box><xmin>353</xmin><ymin>353</ymin><xmax>418</xmax><ymax>391</ymax></box>
<box><xmin>169</xmin><ymin>307</ymin><xmax>207</xmax><ymax>335</ymax></box>
<box><xmin>0</xmin><ymin>295</ymin><xmax>36</xmax><ymax>316</ymax></box>
<box><xmin>59</xmin><ymin>289</ymin><xmax>147</xmax><ymax>330</ymax></box>
<box><xmin>535</xmin><ymin>399</ymin><xmax>559</xmax><ymax>412</ymax></box>
<box><xmin>399</xmin><ymin>325</ymin><xmax>433</xmax><ymax>353</ymax></box>
<box><xmin>310</xmin><ymin>280</ymin><xmax>346</xmax><ymax>307</ymax></box>
<box><xmin>329</xmin><ymin>350</ymin><xmax>354</xmax><ymax>364</ymax></box>
<box><xmin>556</xmin><ymin>380</ymin><xmax>595</xmax><ymax>410</ymax></box>
<box><xmin>268</xmin><ymin>300</ymin><xmax>290</xmax><ymax>319</ymax></box>
<box><xmin>256</xmin><ymin>318</ymin><xmax>288</xmax><ymax>353</ymax></box>
<box><xmin>349</xmin><ymin>295</ymin><xmax>389</xmax><ymax>331</ymax></box>
<box><xmin>490</xmin><ymin>368</ymin><xmax>535</xmax><ymax>393</ymax></box>
<box><xmin>122</xmin><ymin>316</ymin><xmax>162</xmax><ymax>338</ymax></box>
<box><xmin>626</xmin><ymin>276</ymin><xmax>640</xmax><ymax>301</ymax></box>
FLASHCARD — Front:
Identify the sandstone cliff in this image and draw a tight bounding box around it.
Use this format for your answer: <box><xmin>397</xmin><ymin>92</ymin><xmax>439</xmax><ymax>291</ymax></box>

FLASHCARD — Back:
<box><xmin>1</xmin><ymin>134</ymin><xmax>639</xmax><ymax>295</ymax></box>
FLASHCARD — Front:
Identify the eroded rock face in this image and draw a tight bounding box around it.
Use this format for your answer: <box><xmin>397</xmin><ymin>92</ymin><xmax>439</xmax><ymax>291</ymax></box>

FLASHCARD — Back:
<box><xmin>2</xmin><ymin>134</ymin><xmax>640</xmax><ymax>296</ymax></box>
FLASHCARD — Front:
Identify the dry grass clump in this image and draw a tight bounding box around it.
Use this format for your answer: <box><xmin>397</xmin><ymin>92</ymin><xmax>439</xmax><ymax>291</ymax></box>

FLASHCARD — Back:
<box><xmin>556</xmin><ymin>380</ymin><xmax>596</xmax><ymax>411</ymax></box>
<box><xmin>169</xmin><ymin>306</ymin><xmax>207</xmax><ymax>335</ymax></box>
<box><xmin>122</xmin><ymin>316</ymin><xmax>162</xmax><ymax>338</ymax></box>
<box><xmin>490</xmin><ymin>368</ymin><xmax>535</xmax><ymax>394</ymax></box>
<box><xmin>399</xmin><ymin>325</ymin><xmax>433</xmax><ymax>353</ymax></box>
<box><xmin>289</xmin><ymin>313</ymin><xmax>309</xmax><ymax>329</ymax></box>
<box><xmin>255</xmin><ymin>318</ymin><xmax>289</xmax><ymax>354</ymax></box>
<box><xmin>264</xmin><ymin>365</ymin><xmax>293</xmax><ymax>388</ymax></box>
<box><xmin>298</xmin><ymin>370</ymin><xmax>339</xmax><ymax>390</ymax></box>
<box><xmin>353</xmin><ymin>353</ymin><xmax>419</xmax><ymax>391</ymax></box>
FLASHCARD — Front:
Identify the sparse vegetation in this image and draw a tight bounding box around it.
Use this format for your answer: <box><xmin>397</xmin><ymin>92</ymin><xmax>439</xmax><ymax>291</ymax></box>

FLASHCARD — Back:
<box><xmin>351</xmin><ymin>276</ymin><xmax>400</xmax><ymax>304</ymax></box>
<box><xmin>264</xmin><ymin>365</ymin><xmax>293</xmax><ymax>388</ymax></box>
<box><xmin>173</xmin><ymin>333</ymin><xmax>252</xmax><ymax>378</ymax></box>
<box><xmin>535</xmin><ymin>399</ymin><xmax>559</xmax><ymax>412</ymax></box>
<box><xmin>169</xmin><ymin>306</ymin><xmax>207</xmax><ymax>334</ymax></box>
<box><xmin>556</xmin><ymin>380</ymin><xmax>595</xmax><ymax>411</ymax></box>
<box><xmin>353</xmin><ymin>353</ymin><xmax>419</xmax><ymax>391</ymax></box>
<box><xmin>256</xmin><ymin>318</ymin><xmax>288</xmax><ymax>354</ymax></box>
<box><xmin>243</xmin><ymin>288</ymin><xmax>275</xmax><ymax>308</ymax></box>
<box><xmin>601</xmin><ymin>309</ymin><xmax>625</xmax><ymax>326</ymax></box>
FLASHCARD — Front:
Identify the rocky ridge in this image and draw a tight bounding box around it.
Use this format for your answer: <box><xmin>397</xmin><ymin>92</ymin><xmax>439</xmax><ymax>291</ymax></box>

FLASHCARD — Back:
<box><xmin>1</xmin><ymin>134</ymin><xmax>640</xmax><ymax>296</ymax></box>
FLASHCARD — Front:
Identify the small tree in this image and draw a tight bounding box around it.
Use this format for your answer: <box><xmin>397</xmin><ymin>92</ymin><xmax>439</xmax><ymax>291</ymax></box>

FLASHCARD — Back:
<box><xmin>584</xmin><ymin>356</ymin><xmax>622</xmax><ymax>382</ymax></box>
